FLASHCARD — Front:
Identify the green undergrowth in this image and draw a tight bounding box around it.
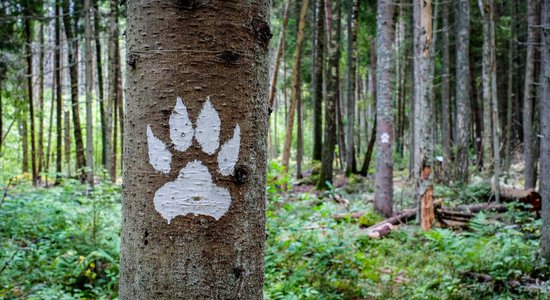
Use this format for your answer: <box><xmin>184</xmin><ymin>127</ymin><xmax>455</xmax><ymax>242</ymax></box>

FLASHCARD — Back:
<box><xmin>0</xmin><ymin>167</ymin><xmax>548</xmax><ymax>299</ymax></box>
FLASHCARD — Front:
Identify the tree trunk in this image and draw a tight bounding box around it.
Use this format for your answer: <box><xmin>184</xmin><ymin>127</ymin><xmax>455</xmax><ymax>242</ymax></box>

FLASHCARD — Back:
<box><xmin>455</xmin><ymin>0</ymin><xmax>471</xmax><ymax>182</ymax></box>
<box><xmin>24</xmin><ymin>8</ymin><xmax>37</xmax><ymax>186</ymax></box>
<box><xmin>540</xmin><ymin>0</ymin><xmax>550</xmax><ymax>260</ymax></box>
<box><xmin>373</xmin><ymin>0</ymin><xmax>395</xmax><ymax>218</ymax></box>
<box><xmin>85</xmin><ymin>0</ymin><xmax>94</xmax><ymax>185</ymax></box>
<box><xmin>345</xmin><ymin>0</ymin><xmax>358</xmax><ymax>176</ymax></box>
<box><xmin>441</xmin><ymin>0</ymin><xmax>451</xmax><ymax>183</ymax></box>
<box><xmin>317</xmin><ymin>0</ymin><xmax>339</xmax><ymax>189</ymax></box>
<box><xmin>524</xmin><ymin>0</ymin><xmax>538</xmax><ymax>189</ymax></box>
<box><xmin>312</xmin><ymin>0</ymin><xmax>324</xmax><ymax>162</ymax></box>
<box><xmin>488</xmin><ymin>0</ymin><xmax>500</xmax><ymax>203</ymax></box>
<box><xmin>281</xmin><ymin>0</ymin><xmax>309</xmax><ymax>169</ymax></box>
<box><xmin>504</xmin><ymin>2</ymin><xmax>516</xmax><ymax>173</ymax></box>
<box><xmin>55</xmin><ymin>0</ymin><xmax>63</xmax><ymax>183</ymax></box>
<box><xmin>105</xmin><ymin>0</ymin><xmax>116</xmax><ymax>180</ymax></box>
<box><xmin>470</xmin><ymin>52</ymin><xmax>483</xmax><ymax>169</ymax></box>
<box><xmin>120</xmin><ymin>1</ymin><xmax>270</xmax><ymax>298</ymax></box>
<box><xmin>20</xmin><ymin>120</ymin><xmax>29</xmax><ymax>173</ymax></box>
<box><xmin>268</xmin><ymin>0</ymin><xmax>291</xmax><ymax>110</ymax></box>
<box><xmin>94</xmin><ymin>0</ymin><xmax>106</xmax><ymax>168</ymax></box>
<box><xmin>62</xmin><ymin>0</ymin><xmax>86</xmax><ymax>177</ymax></box>
<box><xmin>413</xmin><ymin>0</ymin><xmax>434</xmax><ymax>230</ymax></box>
<box><xmin>38</xmin><ymin>23</ymin><xmax>45</xmax><ymax>176</ymax></box>
<box><xmin>479</xmin><ymin>0</ymin><xmax>493</xmax><ymax>175</ymax></box>
<box><xmin>64</xmin><ymin>111</ymin><xmax>71</xmax><ymax>176</ymax></box>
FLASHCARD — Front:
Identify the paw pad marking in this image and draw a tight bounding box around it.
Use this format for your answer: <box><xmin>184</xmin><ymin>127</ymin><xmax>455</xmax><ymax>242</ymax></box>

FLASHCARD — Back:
<box><xmin>147</xmin><ymin>97</ymin><xmax>241</xmax><ymax>223</ymax></box>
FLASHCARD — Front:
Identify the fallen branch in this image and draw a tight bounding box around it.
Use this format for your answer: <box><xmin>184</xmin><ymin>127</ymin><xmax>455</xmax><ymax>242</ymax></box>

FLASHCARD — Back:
<box><xmin>361</xmin><ymin>209</ymin><xmax>417</xmax><ymax>238</ymax></box>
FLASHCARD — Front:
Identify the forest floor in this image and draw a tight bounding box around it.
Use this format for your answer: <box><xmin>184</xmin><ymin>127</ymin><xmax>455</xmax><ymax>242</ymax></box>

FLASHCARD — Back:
<box><xmin>1</xmin><ymin>162</ymin><xmax>550</xmax><ymax>299</ymax></box>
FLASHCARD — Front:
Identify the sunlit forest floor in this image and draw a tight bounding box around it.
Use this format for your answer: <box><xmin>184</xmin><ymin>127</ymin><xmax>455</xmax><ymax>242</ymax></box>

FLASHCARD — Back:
<box><xmin>1</xmin><ymin>162</ymin><xmax>550</xmax><ymax>299</ymax></box>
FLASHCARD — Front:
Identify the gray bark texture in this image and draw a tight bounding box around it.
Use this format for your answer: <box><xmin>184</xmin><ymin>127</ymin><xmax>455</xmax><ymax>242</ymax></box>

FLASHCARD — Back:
<box><xmin>524</xmin><ymin>0</ymin><xmax>537</xmax><ymax>189</ymax></box>
<box><xmin>479</xmin><ymin>0</ymin><xmax>492</xmax><ymax>175</ymax></box>
<box><xmin>373</xmin><ymin>0</ymin><xmax>394</xmax><ymax>218</ymax></box>
<box><xmin>312</xmin><ymin>0</ymin><xmax>324</xmax><ymax>162</ymax></box>
<box><xmin>454</xmin><ymin>0</ymin><xmax>471</xmax><ymax>182</ymax></box>
<box><xmin>441</xmin><ymin>0</ymin><xmax>451</xmax><ymax>183</ymax></box>
<box><xmin>540</xmin><ymin>0</ymin><xmax>550</xmax><ymax>260</ymax></box>
<box><xmin>120</xmin><ymin>1</ymin><xmax>271</xmax><ymax>298</ymax></box>
<box><xmin>345</xmin><ymin>0</ymin><xmax>358</xmax><ymax>175</ymax></box>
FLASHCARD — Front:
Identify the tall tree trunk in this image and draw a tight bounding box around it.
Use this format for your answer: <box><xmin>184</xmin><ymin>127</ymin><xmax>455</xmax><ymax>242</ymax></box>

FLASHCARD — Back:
<box><xmin>105</xmin><ymin>0</ymin><xmax>116</xmax><ymax>180</ymax></box>
<box><xmin>504</xmin><ymin>3</ymin><xmax>516</xmax><ymax>172</ymax></box>
<box><xmin>345</xmin><ymin>0</ymin><xmax>359</xmax><ymax>175</ymax></box>
<box><xmin>120</xmin><ymin>1</ymin><xmax>270</xmax><ymax>297</ymax></box>
<box><xmin>268</xmin><ymin>0</ymin><xmax>291</xmax><ymax>110</ymax></box>
<box><xmin>312</xmin><ymin>0</ymin><xmax>324</xmax><ymax>162</ymax></box>
<box><xmin>455</xmin><ymin>0</ymin><xmax>471</xmax><ymax>182</ymax></box>
<box><xmin>116</xmin><ymin>14</ymin><xmax>124</xmax><ymax>177</ymax></box>
<box><xmin>296</xmin><ymin>84</ymin><xmax>303</xmax><ymax>178</ymax></box>
<box><xmin>524</xmin><ymin>0</ymin><xmax>538</xmax><ymax>189</ymax></box>
<box><xmin>317</xmin><ymin>0</ymin><xmax>339</xmax><ymax>189</ymax></box>
<box><xmin>281</xmin><ymin>0</ymin><xmax>309</xmax><ymax>169</ymax></box>
<box><xmin>479</xmin><ymin>0</ymin><xmax>493</xmax><ymax>175</ymax></box>
<box><xmin>38</xmin><ymin>23</ymin><xmax>45</xmax><ymax>176</ymax></box>
<box><xmin>24</xmin><ymin>8</ymin><xmax>37</xmax><ymax>186</ymax></box>
<box><xmin>85</xmin><ymin>0</ymin><xmax>94</xmax><ymax>185</ymax></box>
<box><xmin>441</xmin><ymin>0</ymin><xmax>451</xmax><ymax>183</ymax></box>
<box><xmin>469</xmin><ymin>52</ymin><xmax>483</xmax><ymax>169</ymax></box>
<box><xmin>62</xmin><ymin>0</ymin><xmax>86</xmax><ymax>177</ymax></box>
<box><xmin>413</xmin><ymin>0</ymin><xmax>434</xmax><ymax>229</ymax></box>
<box><xmin>540</xmin><ymin>0</ymin><xmax>550</xmax><ymax>260</ymax></box>
<box><xmin>94</xmin><ymin>0</ymin><xmax>106</xmax><ymax>168</ymax></box>
<box><xmin>55</xmin><ymin>0</ymin><xmax>63</xmax><ymax>183</ymax></box>
<box><xmin>488</xmin><ymin>0</ymin><xmax>500</xmax><ymax>202</ymax></box>
<box><xmin>374</xmin><ymin>0</ymin><xmax>395</xmax><ymax>218</ymax></box>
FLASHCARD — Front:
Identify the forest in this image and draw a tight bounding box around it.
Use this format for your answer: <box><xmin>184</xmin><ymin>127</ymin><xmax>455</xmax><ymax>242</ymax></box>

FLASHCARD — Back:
<box><xmin>0</xmin><ymin>0</ymin><xmax>549</xmax><ymax>299</ymax></box>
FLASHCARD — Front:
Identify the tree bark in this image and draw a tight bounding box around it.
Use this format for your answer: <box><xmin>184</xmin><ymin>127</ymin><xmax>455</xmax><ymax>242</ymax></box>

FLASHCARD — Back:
<box><xmin>524</xmin><ymin>0</ymin><xmax>538</xmax><ymax>189</ymax></box>
<box><xmin>24</xmin><ymin>10</ymin><xmax>37</xmax><ymax>186</ymax></box>
<box><xmin>345</xmin><ymin>0</ymin><xmax>359</xmax><ymax>176</ymax></box>
<box><xmin>317</xmin><ymin>0</ymin><xmax>339</xmax><ymax>189</ymax></box>
<box><xmin>62</xmin><ymin>0</ymin><xmax>86</xmax><ymax>177</ymax></box>
<box><xmin>94</xmin><ymin>0</ymin><xmax>106</xmax><ymax>168</ymax></box>
<box><xmin>55</xmin><ymin>0</ymin><xmax>63</xmax><ymax>183</ymax></box>
<box><xmin>413</xmin><ymin>0</ymin><xmax>434</xmax><ymax>230</ymax></box>
<box><xmin>268</xmin><ymin>0</ymin><xmax>291</xmax><ymax>110</ymax></box>
<box><xmin>455</xmin><ymin>0</ymin><xmax>471</xmax><ymax>182</ymax></box>
<box><xmin>105</xmin><ymin>0</ymin><xmax>116</xmax><ymax>180</ymax></box>
<box><xmin>120</xmin><ymin>1</ymin><xmax>271</xmax><ymax>298</ymax></box>
<box><xmin>281</xmin><ymin>0</ymin><xmax>309</xmax><ymax>169</ymax></box>
<box><xmin>38</xmin><ymin>23</ymin><xmax>45</xmax><ymax>176</ymax></box>
<box><xmin>359</xmin><ymin>39</ymin><xmax>377</xmax><ymax>176</ymax></box>
<box><xmin>85</xmin><ymin>0</ymin><xmax>94</xmax><ymax>185</ymax></box>
<box><xmin>373</xmin><ymin>0</ymin><xmax>395</xmax><ymax>218</ymax></box>
<box><xmin>479</xmin><ymin>0</ymin><xmax>493</xmax><ymax>175</ymax></box>
<box><xmin>441</xmin><ymin>0</ymin><xmax>451</xmax><ymax>183</ymax></box>
<box><xmin>20</xmin><ymin>120</ymin><xmax>29</xmax><ymax>173</ymax></box>
<box><xmin>540</xmin><ymin>0</ymin><xmax>550</xmax><ymax>260</ymax></box>
<box><xmin>312</xmin><ymin>0</ymin><xmax>324</xmax><ymax>162</ymax></box>
<box><xmin>64</xmin><ymin>111</ymin><xmax>71</xmax><ymax>176</ymax></box>
<box><xmin>504</xmin><ymin>3</ymin><xmax>516</xmax><ymax>172</ymax></box>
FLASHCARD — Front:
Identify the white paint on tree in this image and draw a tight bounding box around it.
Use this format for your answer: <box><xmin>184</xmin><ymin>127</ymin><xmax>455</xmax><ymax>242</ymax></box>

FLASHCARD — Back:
<box><xmin>153</xmin><ymin>160</ymin><xmax>231</xmax><ymax>223</ymax></box>
<box><xmin>381</xmin><ymin>132</ymin><xmax>390</xmax><ymax>144</ymax></box>
<box><xmin>146</xmin><ymin>96</ymin><xmax>241</xmax><ymax>222</ymax></box>
<box><xmin>218</xmin><ymin>125</ymin><xmax>241</xmax><ymax>176</ymax></box>
<box><xmin>195</xmin><ymin>97</ymin><xmax>221</xmax><ymax>155</ymax></box>
<box><xmin>170</xmin><ymin>97</ymin><xmax>194</xmax><ymax>152</ymax></box>
<box><xmin>147</xmin><ymin>125</ymin><xmax>172</xmax><ymax>173</ymax></box>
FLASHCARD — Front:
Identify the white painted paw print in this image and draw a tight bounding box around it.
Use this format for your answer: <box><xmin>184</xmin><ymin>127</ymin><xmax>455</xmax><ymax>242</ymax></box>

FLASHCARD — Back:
<box><xmin>147</xmin><ymin>97</ymin><xmax>240</xmax><ymax>223</ymax></box>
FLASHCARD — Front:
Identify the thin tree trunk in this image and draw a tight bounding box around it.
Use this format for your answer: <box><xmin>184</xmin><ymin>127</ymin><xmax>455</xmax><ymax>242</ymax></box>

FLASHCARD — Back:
<box><xmin>374</xmin><ymin>0</ymin><xmax>395</xmax><ymax>218</ymax></box>
<box><xmin>504</xmin><ymin>3</ymin><xmax>516</xmax><ymax>173</ymax></box>
<box><xmin>413</xmin><ymin>0</ymin><xmax>434</xmax><ymax>229</ymax></box>
<box><xmin>38</xmin><ymin>23</ymin><xmax>45</xmax><ymax>176</ymax></box>
<box><xmin>282</xmin><ymin>0</ymin><xmax>309</xmax><ymax>169</ymax></box>
<box><xmin>524</xmin><ymin>0</ymin><xmax>537</xmax><ymax>189</ymax></box>
<box><xmin>470</xmin><ymin>52</ymin><xmax>483</xmax><ymax>169</ymax></box>
<box><xmin>105</xmin><ymin>0</ymin><xmax>116</xmax><ymax>180</ymax></box>
<box><xmin>479</xmin><ymin>0</ymin><xmax>493</xmax><ymax>175</ymax></box>
<box><xmin>345</xmin><ymin>0</ymin><xmax>359</xmax><ymax>175</ymax></box>
<box><xmin>455</xmin><ymin>0</ymin><xmax>471</xmax><ymax>182</ymax></box>
<box><xmin>62</xmin><ymin>0</ymin><xmax>86</xmax><ymax>177</ymax></box>
<box><xmin>540</xmin><ymin>0</ymin><xmax>550</xmax><ymax>260</ymax></box>
<box><xmin>85</xmin><ymin>0</ymin><xmax>94</xmax><ymax>185</ymax></box>
<box><xmin>441</xmin><ymin>0</ymin><xmax>451</xmax><ymax>183</ymax></box>
<box><xmin>312</xmin><ymin>0</ymin><xmax>324</xmax><ymax>162</ymax></box>
<box><xmin>20</xmin><ymin>120</ymin><xmax>29</xmax><ymax>173</ymax></box>
<box><xmin>318</xmin><ymin>0</ymin><xmax>339</xmax><ymax>189</ymax></box>
<box><xmin>94</xmin><ymin>0</ymin><xmax>106</xmax><ymax>168</ymax></box>
<box><xmin>268</xmin><ymin>0</ymin><xmax>291</xmax><ymax>110</ymax></box>
<box><xmin>488</xmin><ymin>0</ymin><xmax>500</xmax><ymax>203</ymax></box>
<box><xmin>296</xmin><ymin>84</ymin><xmax>303</xmax><ymax>179</ymax></box>
<box><xmin>55</xmin><ymin>0</ymin><xmax>63</xmax><ymax>183</ymax></box>
<box><xmin>64</xmin><ymin>111</ymin><xmax>71</xmax><ymax>176</ymax></box>
<box><xmin>24</xmin><ymin>9</ymin><xmax>37</xmax><ymax>186</ymax></box>
<box><xmin>120</xmin><ymin>0</ymin><xmax>270</xmax><ymax>297</ymax></box>
<box><xmin>360</xmin><ymin>39</ymin><xmax>377</xmax><ymax>176</ymax></box>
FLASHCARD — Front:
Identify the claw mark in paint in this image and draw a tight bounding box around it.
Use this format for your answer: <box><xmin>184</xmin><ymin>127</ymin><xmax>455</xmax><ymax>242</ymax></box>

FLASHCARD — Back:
<box><xmin>147</xmin><ymin>97</ymin><xmax>241</xmax><ymax>223</ymax></box>
<box><xmin>381</xmin><ymin>132</ymin><xmax>390</xmax><ymax>144</ymax></box>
